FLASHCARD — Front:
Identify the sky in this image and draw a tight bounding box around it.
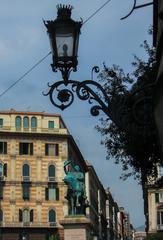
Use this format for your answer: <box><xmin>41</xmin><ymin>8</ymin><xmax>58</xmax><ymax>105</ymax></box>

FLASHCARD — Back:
<box><xmin>0</xmin><ymin>0</ymin><xmax>153</xmax><ymax>228</ymax></box>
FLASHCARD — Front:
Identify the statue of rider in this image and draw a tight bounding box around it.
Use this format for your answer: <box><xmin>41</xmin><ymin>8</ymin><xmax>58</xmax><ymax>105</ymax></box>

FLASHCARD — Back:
<box><xmin>63</xmin><ymin>160</ymin><xmax>88</xmax><ymax>215</ymax></box>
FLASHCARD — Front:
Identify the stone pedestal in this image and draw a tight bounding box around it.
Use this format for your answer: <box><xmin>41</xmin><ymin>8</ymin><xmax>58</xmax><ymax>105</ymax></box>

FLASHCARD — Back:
<box><xmin>60</xmin><ymin>215</ymin><xmax>92</xmax><ymax>240</ymax></box>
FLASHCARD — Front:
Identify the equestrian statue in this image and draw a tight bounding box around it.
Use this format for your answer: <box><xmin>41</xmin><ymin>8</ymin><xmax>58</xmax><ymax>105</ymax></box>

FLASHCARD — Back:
<box><xmin>63</xmin><ymin>160</ymin><xmax>88</xmax><ymax>215</ymax></box>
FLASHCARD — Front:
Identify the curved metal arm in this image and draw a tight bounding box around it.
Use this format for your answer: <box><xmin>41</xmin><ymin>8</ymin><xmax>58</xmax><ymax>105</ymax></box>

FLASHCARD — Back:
<box><xmin>121</xmin><ymin>0</ymin><xmax>136</xmax><ymax>20</ymax></box>
<box><xmin>43</xmin><ymin>78</ymin><xmax>113</xmax><ymax>118</ymax></box>
<box><xmin>43</xmin><ymin>65</ymin><xmax>155</xmax><ymax>130</ymax></box>
<box><xmin>121</xmin><ymin>0</ymin><xmax>153</xmax><ymax>20</ymax></box>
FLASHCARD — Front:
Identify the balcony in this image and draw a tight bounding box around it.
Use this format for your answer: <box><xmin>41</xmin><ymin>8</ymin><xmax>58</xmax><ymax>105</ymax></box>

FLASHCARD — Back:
<box><xmin>22</xmin><ymin>176</ymin><xmax>31</xmax><ymax>182</ymax></box>
<box><xmin>0</xmin><ymin>126</ymin><xmax>11</xmax><ymax>131</ymax></box>
<box><xmin>48</xmin><ymin>177</ymin><xmax>55</xmax><ymax>182</ymax></box>
<box><xmin>41</xmin><ymin>128</ymin><xmax>68</xmax><ymax>135</ymax></box>
<box><xmin>0</xmin><ymin>222</ymin><xmax>58</xmax><ymax>228</ymax></box>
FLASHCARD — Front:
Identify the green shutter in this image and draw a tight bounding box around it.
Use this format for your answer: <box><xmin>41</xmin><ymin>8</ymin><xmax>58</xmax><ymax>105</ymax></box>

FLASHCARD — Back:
<box><xmin>45</xmin><ymin>144</ymin><xmax>48</xmax><ymax>156</ymax></box>
<box><xmin>56</xmin><ymin>188</ymin><xmax>59</xmax><ymax>201</ymax></box>
<box><xmin>157</xmin><ymin>211</ymin><xmax>160</xmax><ymax>225</ymax></box>
<box><xmin>155</xmin><ymin>193</ymin><xmax>159</xmax><ymax>203</ymax></box>
<box><xmin>0</xmin><ymin>119</ymin><xmax>3</xmax><ymax>128</ymax></box>
<box><xmin>19</xmin><ymin>209</ymin><xmax>22</xmax><ymax>222</ymax></box>
<box><xmin>55</xmin><ymin>144</ymin><xmax>59</xmax><ymax>156</ymax></box>
<box><xmin>4</xmin><ymin>142</ymin><xmax>7</xmax><ymax>154</ymax></box>
<box><xmin>30</xmin><ymin>143</ymin><xmax>33</xmax><ymax>155</ymax></box>
<box><xmin>3</xmin><ymin>164</ymin><xmax>7</xmax><ymax>177</ymax></box>
<box><xmin>19</xmin><ymin>143</ymin><xmax>23</xmax><ymax>155</ymax></box>
<box><xmin>45</xmin><ymin>188</ymin><xmax>49</xmax><ymax>200</ymax></box>
<box><xmin>30</xmin><ymin>209</ymin><xmax>33</xmax><ymax>222</ymax></box>
<box><xmin>0</xmin><ymin>185</ymin><xmax>3</xmax><ymax>199</ymax></box>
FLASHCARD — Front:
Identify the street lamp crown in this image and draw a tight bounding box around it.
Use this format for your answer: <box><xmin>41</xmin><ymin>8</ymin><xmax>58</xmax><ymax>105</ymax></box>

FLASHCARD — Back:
<box><xmin>56</xmin><ymin>4</ymin><xmax>73</xmax><ymax>20</ymax></box>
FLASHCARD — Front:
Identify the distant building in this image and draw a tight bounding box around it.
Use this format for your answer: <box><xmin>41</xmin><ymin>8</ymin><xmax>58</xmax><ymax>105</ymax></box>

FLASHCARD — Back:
<box><xmin>148</xmin><ymin>164</ymin><xmax>163</xmax><ymax>234</ymax></box>
<box><xmin>0</xmin><ymin>110</ymin><xmax>89</xmax><ymax>240</ymax></box>
<box><xmin>118</xmin><ymin>207</ymin><xmax>125</xmax><ymax>240</ymax></box>
<box><xmin>0</xmin><ymin>110</ymin><xmax>135</xmax><ymax>240</ymax></box>
<box><xmin>85</xmin><ymin>161</ymin><xmax>108</xmax><ymax>240</ymax></box>
<box><xmin>123</xmin><ymin>212</ymin><xmax>134</xmax><ymax>240</ymax></box>
<box><xmin>105</xmin><ymin>188</ymin><xmax>119</xmax><ymax>240</ymax></box>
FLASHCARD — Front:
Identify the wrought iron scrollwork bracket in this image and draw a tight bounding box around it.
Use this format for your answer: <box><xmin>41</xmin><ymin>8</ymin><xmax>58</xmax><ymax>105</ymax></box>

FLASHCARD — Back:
<box><xmin>121</xmin><ymin>0</ymin><xmax>153</xmax><ymax>20</ymax></box>
<box><xmin>43</xmin><ymin>66</ymin><xmax>155</xmax><ymax>130</ymax></box>
<box><xmin>43</xmin><ymin>67</ymin><xmax>113</xmax><ymax>118</ymax></box>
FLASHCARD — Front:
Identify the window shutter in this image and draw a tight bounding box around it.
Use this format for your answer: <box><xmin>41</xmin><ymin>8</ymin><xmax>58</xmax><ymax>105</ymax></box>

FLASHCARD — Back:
<box><xmin>0</xmin><ymin>185</ymin><xmax>3</xmax><ymax>199</ymax></box>
<box><xmin>55</xmin><ymin>144</ymin><xmax>59</xmax><ymax>156</ymax></box>
<box><xmin>45</xmin><ymin>188</ymin><xmax>49</xmax><ymax>200</ymax></box>
<box><xmin>157</xmin><ymin>211</ymin><xmax>160</xmax><ymax>224</ymax></box>
<box><xmin>3</xmin><ymin>164</ymin><xmax>7</xmax><ymax>177</ymax></box>
<box><xmin>19</xmin><ymin>209</ymin><xmax>22</xmax><ymax>222</ymax></box>
<box><xmin>155</xmin><ymin>193</ymin><xmax>159</xmax><ymax>203</ymax></box>
<box><xmin>19</xmin><ymin>143</ymin><xmax>23</xmax><ymax>155</ymax></box>
<box><xmin>56</xmin><ymin>188</ymin><xmax>59</xmax><ymax>201</ymax></box>
<box><xmin>30</xmin><ymin>143</ymin><xmax>33</xmax><ymax>155</ymax></box>
<box><xmin>45</xmin><ymin>144</ymin><xmax>48</xmax><ymax>156</ymax></box>
<box><xmin>4</xmin><ymin>142</ymin><xmax>7</xmax><ymax>154</ymax></box>
<box><xmin>30</xmin><ymin>209</ymin><xmax>33</xmax><ymax>222</ymax></box>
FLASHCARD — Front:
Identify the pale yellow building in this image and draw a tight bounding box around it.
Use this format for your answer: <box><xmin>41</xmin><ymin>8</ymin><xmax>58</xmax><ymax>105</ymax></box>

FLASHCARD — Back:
<box><xmin>85</xmin><ymin>161</ymin><xmax>107</xmax><ymax>240</ymax></box>
<box><xmin>0</xmin><ymin>110</ymin><xmax>88</xmax><ymax>240</ymax></box>
<box><xmin>148</xmin><ymin>165</ymin><xmax>163</xmax><ymax>234</ymax></box>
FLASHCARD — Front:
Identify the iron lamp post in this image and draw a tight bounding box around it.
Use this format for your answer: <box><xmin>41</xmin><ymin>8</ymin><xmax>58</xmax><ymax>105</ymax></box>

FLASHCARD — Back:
<box><xmin>43</xmin><ymin>4</ymin><xmax>154</xmax><ymax>129</ymax></box>
<box><xmin>44</xmin><ymin>4</ymin><xmax>117</xmax><ymax>119</ymax></box>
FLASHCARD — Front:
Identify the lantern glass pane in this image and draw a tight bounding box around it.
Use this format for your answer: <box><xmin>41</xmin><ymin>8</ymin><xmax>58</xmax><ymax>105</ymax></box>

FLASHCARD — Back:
<box><xmin>56</xmin><ymin>33</ymin><xmax>74</xmax><ymax>58</ymax></box>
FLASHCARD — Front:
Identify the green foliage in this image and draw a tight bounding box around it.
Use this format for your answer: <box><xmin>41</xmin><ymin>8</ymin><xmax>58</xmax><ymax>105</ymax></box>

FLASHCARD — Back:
<box><xmin>96</xmin><ymin>27</ymin><xmax>160</xmax><ymax>231</ymax></box>
<box><xmin>144</xmin><ymin>233</ymin><xmax>163</xmax><ymax>240</ymax></box>
<box><xmin>96</xmin><ymin>37</ymin><xmax>160</xmax><ymax>182</ymax></box>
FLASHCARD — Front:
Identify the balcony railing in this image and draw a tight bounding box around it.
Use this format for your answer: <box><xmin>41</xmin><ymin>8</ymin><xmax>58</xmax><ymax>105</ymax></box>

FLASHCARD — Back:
<box><xmin>0</xmin><ymin>222</ymin><xmax>58</xmax><ymax>228</ymax></box>
<box><xmin>48</xmin><ymin>177</ymin><xmax>55</xmax><ymax>182</ymax></box>
<box><xmin>22</xmin><ymin>176</ymin><xmax>30</xmax><ymax>182</ymax></box>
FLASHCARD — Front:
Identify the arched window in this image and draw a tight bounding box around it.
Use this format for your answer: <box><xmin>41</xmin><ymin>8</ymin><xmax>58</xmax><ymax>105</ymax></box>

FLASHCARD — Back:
<box><xmin>0</xmin><ymin>209</ymin><xmax>3</xmax><ymax>222</ymax></box>
<box><xmin>23</xmin><ymin>164</ymin><xmax>30</xmax><ymax>177</ymax></box>
<box><xmin>48</xmin><ymin>165</ymin><xmax>55</xmax><ymax>178</ymax></box>
<box><xmin>31</xmin><ymin>117</ymin><xmax>37</xmax><ymax>129</ymax></box>
<box><xmin>16</xmin><ymin>116</ymin><xmax>21</xmax><ymax>129</ymax></box>
<box><xmin>23</xmin><ymin>116</ymin><xmax>29</xmax><ymax>129</ymax></box>
<box><xmin>49</xmin><ymin>209</ymin><xmax>56</xmax><ymax>223</ymax></box>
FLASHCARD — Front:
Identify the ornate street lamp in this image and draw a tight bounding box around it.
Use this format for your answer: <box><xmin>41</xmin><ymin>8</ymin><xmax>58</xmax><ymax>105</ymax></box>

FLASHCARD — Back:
<box><xmin>43</xmin><ymin>4</ymin><xmax>117</xmax><ymax>118</ymax></box>
<box><xmin>43</xmin><ymin>4</ymin><xmax>154</xmax><ymax>129</ymax></box>
<box><xmin>44</xmin><ymin>4</ymin><xmax>82</xmax><ymax>83</ymax></box>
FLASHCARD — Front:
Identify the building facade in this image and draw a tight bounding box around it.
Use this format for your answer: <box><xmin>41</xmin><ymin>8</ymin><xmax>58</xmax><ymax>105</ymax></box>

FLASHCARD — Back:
<box><xmin>105</xmin><ymin>188</ymin><xmax>119</xmax><ymax>240</ymax></box>
<box><xmin>85</xmin><ymin>161</ymin><xmax>108</xmax><ymax>240</ymax></box>
<box><xmin>148</xmin><ymin>165</ymin><xmax>163</xmax><ymax>234</ymax></box>
<box><xmin>0</xmin><ymin>110</ymin><xmax>134</xmax><ymax>240</ymax></box>
<box><xmin>0</xmin><ymin>110</ymin><xmax>88</xmax><ymax>240</ymax></box>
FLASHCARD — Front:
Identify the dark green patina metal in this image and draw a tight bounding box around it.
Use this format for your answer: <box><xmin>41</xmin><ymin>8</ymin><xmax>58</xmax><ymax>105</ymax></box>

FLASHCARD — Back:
<box><xmin>63</xmin><ymin>160</ymin><xmax>88</xmax><ymax>215</ymax></box>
